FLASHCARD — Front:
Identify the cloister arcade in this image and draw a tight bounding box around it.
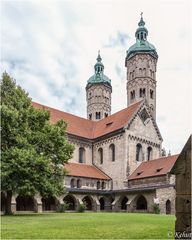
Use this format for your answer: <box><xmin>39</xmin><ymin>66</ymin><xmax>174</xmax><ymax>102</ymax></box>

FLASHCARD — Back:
<box><xmin>1</xmin><ymin>192</ymin><xmax>173</xmax><ymax>214</ymax></box>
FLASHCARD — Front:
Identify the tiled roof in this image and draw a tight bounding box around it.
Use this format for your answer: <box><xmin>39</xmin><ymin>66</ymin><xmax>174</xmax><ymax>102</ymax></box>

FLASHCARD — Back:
<box><xmin>32</xmin><ymin>102</ymin><xmax>95</xmax><ymax>139</ymax></box>
<box><xmin>32</xmin><ymin>101</ymin><xmax>142</xmax><ymax>139</ymax></box>
<box><xmin>64</xmin><ymin>162</ymin><xmax>111</xmax><ymax>180</ymax></box>
<box><xmin>128</xmin><ymin>155</ymin><xmax>179</xmax><ymax>180</ymax></box>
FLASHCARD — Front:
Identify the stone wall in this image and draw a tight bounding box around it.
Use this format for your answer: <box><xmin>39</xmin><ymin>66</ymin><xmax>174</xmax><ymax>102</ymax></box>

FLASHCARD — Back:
<box><xmin>128</xmin><ymin>175</ymin><xmax>167</xmax><ymax>188</ymax></box>
<box><xmin>86</xmin><ymin>83</ymin><xmax>112</xmax><ymax>120</ymax></box>
<box><xmin>125</xmin><ymin>53</ymin><xmax>157</xmax><ymax>119</ymax></box>
<box><xmin>170</xmin><ymin>136</ymin><xmax>191</xmax><ymax>237</ymax></box>
<box><xmin>64</xmin><ymin>176</ymin><xmax>111</xmax><ymax>190</ymax></box>
<box><xmin>156</xmin><ymin>187</ymin><xmax>175</xmax><ymax>214</ymax></box>
<box><xmin>127</xmin><ymin>112</ymin><xmax>162</xmax><ymax>175</ymax></box>
<box><xmin>93</xmin><ymin>133</ymin><xmax>126</xmax><ymax>190</ymax></box>
<box><xmin>68</xmin><ymin>137</ymin><xmax>92</xmax><ymax>165</ymax></box>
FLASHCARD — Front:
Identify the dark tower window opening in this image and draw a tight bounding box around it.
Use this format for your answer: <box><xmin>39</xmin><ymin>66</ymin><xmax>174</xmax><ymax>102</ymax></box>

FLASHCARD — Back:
<box><xmin>98</xmin><ymin>148</ymin><xmax>103</xmax><ymax>164</ymax></box>
<box><xmin>96</xmin><ymin>112</ymin><xmax>101</xmax><ymax>119</ymax></box>
<box><xmin>105</xmin><ymin>113</ymin><xmax>108</xmax><ymax>118</ymax></box>
<box><xmin>143</xmin><ymin>88</ymin><xmax>145</xmax><ymax>97</ymax></box>
<box><xmin>150</xmin><ymin>90</ymin><xmax>154</xmax><ymax>99</ymax></box>
<box><xmin>147</xmin><ymin>146</ymin><xmax>152</xmax><ymax>161</ymax></box>
<box><xmin>109</xmin><ymin>144</ymin><xmax>115</xmax><ymax>162</ymax></box>
<box><xmin>89</xmin><ymin>113</ymin><xmax>92</xmax><ymax>120</ymax></box>
<box><xmin>139</xmin><ymin>88</ymin><xmax>146</xmax><ymax>98</ymax></box>
<box><xmin>131</xmin><ymin>90</ymin><xmax>135</xmax><ymax>100</ymax></box>
<box><xmin>136</xmin><ymin>143</ymin><xmax>142</xmax><ymax>162</ymax></box>
<box><xmin>79</xmin><ymin>147</ymin><xmax>85</xmax><ymax>163</ymax></box>
<box><xmin>141</xmin><ymin>32</ymin><xmax>143</xmax><ymax>40</ymax></box>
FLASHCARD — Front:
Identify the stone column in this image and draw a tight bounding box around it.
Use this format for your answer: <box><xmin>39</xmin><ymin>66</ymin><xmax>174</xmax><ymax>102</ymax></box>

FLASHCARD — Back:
<box><xmin>11</xmin><ymin>196</ymin><xmax>17</xmax><ymax>213</ymax></box>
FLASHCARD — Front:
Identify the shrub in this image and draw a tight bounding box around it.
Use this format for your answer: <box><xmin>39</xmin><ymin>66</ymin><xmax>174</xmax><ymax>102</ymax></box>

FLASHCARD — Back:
<box><xmin>57</xmin><ymin>203</ymin><xmax>69</xmax><ymax>213</ymax></box>
<box><xmin>153</xmin><ymin>203</ymin><xmax>160</xmax><ymax>214</ymax></box>
<box><xmin>77</xmin><ymin>204</ymin><xmax>86</xmax><ymax>213</ymax></box>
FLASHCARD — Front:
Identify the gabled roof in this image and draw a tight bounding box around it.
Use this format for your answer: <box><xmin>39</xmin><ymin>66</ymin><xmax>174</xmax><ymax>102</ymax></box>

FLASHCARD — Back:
<box><xmin>170</xmin><ymin>135</ymin><xmax>191</xmax><ymax>175</ymax></box>
<box><xmin>64</xmin><ymin>162</ymin><xmax>111</xmax><ymax>180</ymax></box>
<box><xmin>32</xmin><ymin>102</ymin><xmax>95</xmax><ymax>139</ymax></box>
<box><xmin>32</xmin><ymin>101</ymin><xmax>142</xmax><ymax>139</ymax></box>
<box><xmin>128</xmin><ymin>155</ymin><xmax>179</xmax><ymax>180</ymax></box>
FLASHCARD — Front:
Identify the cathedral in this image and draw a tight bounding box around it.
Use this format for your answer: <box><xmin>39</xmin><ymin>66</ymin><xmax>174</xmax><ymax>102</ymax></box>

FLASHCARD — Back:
<box><xmin>8</xmin><ymin>15</ymin><xmax>178</xmax><ymax>214</ymax></box>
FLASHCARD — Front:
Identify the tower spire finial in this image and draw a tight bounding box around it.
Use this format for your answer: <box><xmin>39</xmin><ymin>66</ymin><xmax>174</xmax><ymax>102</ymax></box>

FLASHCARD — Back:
<box><xmin>96</xmin><ymin>50</ymin><xmax>102</xmax><ymax>63</ymax></box>
<box><xmin>138</xmin><ymin>12</ymin><xmax>145</xmax><ymax>27</ymax></box>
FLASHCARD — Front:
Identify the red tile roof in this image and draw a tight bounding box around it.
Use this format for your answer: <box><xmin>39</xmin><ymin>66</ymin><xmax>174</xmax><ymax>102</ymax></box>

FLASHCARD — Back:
<box><xmin>128</xmin><ymin>155</ymin><xmax>179</xmax><ymax>180</ymax></box>
<box><xmin>64</xmin><ymin>162</ymin><xmax>111</xmax><ymax>180</ymax></box>
<box><xmin>32</xmin><ymin>101</ymin><xmax>142</xmax><ymax>139</ymax></box>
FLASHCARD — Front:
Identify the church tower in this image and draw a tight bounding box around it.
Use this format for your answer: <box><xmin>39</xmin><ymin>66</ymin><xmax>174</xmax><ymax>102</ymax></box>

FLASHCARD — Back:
<box><xmin>125</xmin><ymin>14</ymin><xmax>158</xmax><ymax>119</ymax></box>
<box><xmin>86</xmin><ymin>52</ymin><xmax>112</xmax><ymax>121</ymax></box>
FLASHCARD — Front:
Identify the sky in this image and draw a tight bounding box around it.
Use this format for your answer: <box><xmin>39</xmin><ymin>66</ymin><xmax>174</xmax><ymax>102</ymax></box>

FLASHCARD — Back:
<box><xmin>1</xmin><ymin>0</ymin><xmax>191</xmax><ymax>154</ymax></box>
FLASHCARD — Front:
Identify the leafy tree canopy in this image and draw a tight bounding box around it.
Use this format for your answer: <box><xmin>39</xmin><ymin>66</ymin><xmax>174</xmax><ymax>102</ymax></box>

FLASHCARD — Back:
<box><xmin>1</xmin><ymin>73</ymin><xmax>74</xmax><ymax>214</ymax></box>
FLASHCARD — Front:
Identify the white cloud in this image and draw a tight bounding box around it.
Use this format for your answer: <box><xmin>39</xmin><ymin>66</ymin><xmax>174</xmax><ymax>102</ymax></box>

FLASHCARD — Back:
<box><xmin>1</xmin><ymin>0</ymin><xmax>191</xmax><ymax>154</ymax></box>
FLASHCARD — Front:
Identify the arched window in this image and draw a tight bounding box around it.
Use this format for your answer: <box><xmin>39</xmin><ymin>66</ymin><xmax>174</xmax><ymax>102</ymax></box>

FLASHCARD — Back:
<box><xmin>131</xmin><ymin>90</ymin><xmax>135</xmax><ymax>100</ymax></box>
<box><xmin>101</xmin><ymin>181</ymin><xmax>106</xmax><ymax>190</ymax></box>
<box><xmin>89</xmin><ymin>114</ymin><xmax>92</xmax><ymax>120</ymax></box>
<box><xmin>105</xmin><ymin>113</ymin><xmax>108</xmax><ymax>118</ymax></box>
<box><xmin>143</xmin><ymin>68</ymin><xmax>146</xmax><ymax>76</ymax></box>
<box><xmin>109</xmin><ymin>144</ymin><xmax>115</xmax><ymax>162</ymax></box>
<box><xmin>139</xmin><ymin>68</ymin><xmax>142</xmax><ymax>75</ymax></box>
<box><xmin>142</xmin><ymin>88</ymin><xmax>146</xmax><ymax>97</ymax></box>
<box><xmin>150</xmin><ymin>90</ymin><xmax>154</xmax><ymax>99</ymax></box>
<box><xmin>98</xmin><ymin>148</ymin><xmax>103</xmax><ymax>164</ymax></box>
<box><xmin>147</xmin><ymin>146</ymin><xmax>153</xmax><ymax>161</ymax></box>
<box><xmin>77</xmin><ymin>179</ymin><xmax>82</xmax><ymax>188</ymax></box>
<box><xmin>97</xmin><ymin>181</ymin><xmax>101</xmax><ymax>190</ymax></box>
<box><xmin>132</xmin><ymin>70</ymin><xmax>135</xmax><ymax>78</ymax></box>
<box><xmin>70</xmin><ymin>178</ymin><xmax>75</xmax><ymax>188</ymax></box>
<box><xmin>96</xmin><ymin>112</ymin><xmax>101</xmax><ymax>120</ymax></box>
<box><xmin>136</xmin><ymin>143</ymin><xmax>142</xmax><ymax>162</ymax></box>
<box><xmin>79</xmin><ymin>147</ymin><xmax>85</xmax><ymax>163</ymax></box>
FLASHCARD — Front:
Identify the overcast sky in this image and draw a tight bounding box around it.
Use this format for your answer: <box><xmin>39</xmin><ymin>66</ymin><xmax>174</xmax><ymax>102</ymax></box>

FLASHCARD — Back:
<box><xmin>1</xmin><ymin>0</ymin><xmax>191</xmax><ymax>154</ymax></box>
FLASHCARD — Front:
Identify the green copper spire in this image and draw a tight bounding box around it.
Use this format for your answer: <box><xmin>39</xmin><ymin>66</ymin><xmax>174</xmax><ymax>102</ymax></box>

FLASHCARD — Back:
<box><xmin>87</xmin><ymin>51</ymin><xmax>111</xmax><ymax>87</ymax></box>
<box><xmin>94</xmin><ymin>50</ymin><xmax>104</xmax><ymax>74</ymax></box>
<box><xmin>126</xmin><ymin>13</ymin><xmax>158</xmax><ymax>61</ymax></box>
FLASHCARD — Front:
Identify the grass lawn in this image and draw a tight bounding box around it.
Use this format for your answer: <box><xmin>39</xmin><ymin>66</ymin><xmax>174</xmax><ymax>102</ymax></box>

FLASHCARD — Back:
<box><xmin>1</xmin><ymin>212</ymin><xmax>175</xmax><ymax>239</ymax></box>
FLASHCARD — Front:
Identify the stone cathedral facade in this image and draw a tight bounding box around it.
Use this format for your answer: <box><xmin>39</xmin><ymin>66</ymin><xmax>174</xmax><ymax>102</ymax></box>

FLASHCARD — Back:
<box><xmin>3</xmin><ymin>16</ymin><xmax>178</xmax><ymax>214</ymax></box>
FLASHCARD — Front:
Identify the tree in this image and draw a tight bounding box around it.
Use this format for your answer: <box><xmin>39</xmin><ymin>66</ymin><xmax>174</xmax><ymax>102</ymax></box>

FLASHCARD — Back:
<box><xmin>1</xmin><ymin>72</ymin><xmax>74</xmax><ymax>214</ymax></box>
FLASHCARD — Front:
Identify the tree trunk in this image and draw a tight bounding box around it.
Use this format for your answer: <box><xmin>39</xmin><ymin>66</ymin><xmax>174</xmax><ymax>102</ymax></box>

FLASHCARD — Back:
<box><xmin>5</xmin><ymin>190</ymin><xmax>13</xmax><ymax>215</ymax></box>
